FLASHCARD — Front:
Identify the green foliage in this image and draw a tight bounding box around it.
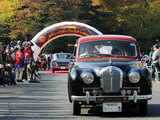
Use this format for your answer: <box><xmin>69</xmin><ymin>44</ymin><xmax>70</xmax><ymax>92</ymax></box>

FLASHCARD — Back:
<box><xmin>114</xmin><ymin>0</ymin><xmax>160</xmax><ymax>51</ymax></box>
<box><xmin>10</xmin><ymin>0</ymin><xmax>57</xmax><ymax>41</ymax></box>
<box><xmin>0</xmin><ymin>0</ymin><xmax>22</xmax><ymax>24</ymax></box>
<box><xmin>0</xmin><ymin>24</ymin><xmax>11</xmax><ymax>45</ymax></box>
<box><xmin>0</xmin><ymin>0</ymin><xmax>160</xmax><ymax>53</ymax></box>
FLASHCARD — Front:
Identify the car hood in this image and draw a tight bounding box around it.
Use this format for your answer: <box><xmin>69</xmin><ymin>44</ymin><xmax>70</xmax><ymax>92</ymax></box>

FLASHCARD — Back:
<box><xmin>74</xmin><ymin>59</ymin><xmax>143</xmax><ymax>72</ymax></box>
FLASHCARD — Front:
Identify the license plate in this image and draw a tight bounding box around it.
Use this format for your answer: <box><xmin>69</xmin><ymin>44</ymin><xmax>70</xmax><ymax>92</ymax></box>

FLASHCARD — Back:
<box><xmin>60</xmin><ymin>67</ymin><xmax>65</xmax><ymax>69</ymax></box>
<box><xmin>103</xmin><ymin>102</ymin><xmax>122</xmax><ymax>112</ymax></box>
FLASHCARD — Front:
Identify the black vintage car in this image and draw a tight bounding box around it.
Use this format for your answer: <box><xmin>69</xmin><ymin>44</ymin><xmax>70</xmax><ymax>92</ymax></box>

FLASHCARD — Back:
<box><xmin>68</xmin><ymin>35</ymin><xmax>152</xmax><ymax>115</ymax></box>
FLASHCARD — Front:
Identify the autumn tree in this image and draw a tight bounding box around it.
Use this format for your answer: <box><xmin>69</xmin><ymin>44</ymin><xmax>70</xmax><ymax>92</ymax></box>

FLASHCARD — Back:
<box><xmin>10</xmin><ymin>0</ymin><xmax>57</xmax><ymax>41</ymax></box>
<box><xmin>114</xmin><ymin>0</ymin><xmax>160</xmax><ymax>51</ymax></box>
<box><xmin>0</xmin><ymin>0</ymin><xmax>22</xmax><ymax>24</ymax></box>
<box><xmin>1</xmin><ymin>0</ymin><xmax>160</xmax><ymax>52</ymax></box>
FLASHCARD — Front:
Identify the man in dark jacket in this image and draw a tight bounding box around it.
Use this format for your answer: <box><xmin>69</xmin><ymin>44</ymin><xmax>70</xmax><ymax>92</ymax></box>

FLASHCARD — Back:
<box><xmin>4</xmin><ymin>47</ymin><xmax>16</xmax><ymax>85</ymax></box>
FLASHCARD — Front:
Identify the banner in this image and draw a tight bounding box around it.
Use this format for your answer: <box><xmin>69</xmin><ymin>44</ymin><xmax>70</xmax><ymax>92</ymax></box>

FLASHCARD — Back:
<box><xmin>31</xmin><ymin>21</ymin><xmax>103</xmax><ymax>60</ymax></box>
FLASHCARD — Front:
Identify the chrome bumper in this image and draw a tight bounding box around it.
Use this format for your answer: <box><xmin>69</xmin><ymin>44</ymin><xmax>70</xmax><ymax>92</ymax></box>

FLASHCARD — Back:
<box><xmin>71</xmin><ymin>91</ymin><xmax>152</xmax><ymax>104</ymax></box>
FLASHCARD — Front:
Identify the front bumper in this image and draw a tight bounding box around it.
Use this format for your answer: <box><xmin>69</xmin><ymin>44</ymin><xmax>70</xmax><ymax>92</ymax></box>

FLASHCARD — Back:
<box><xmin>52</xmin><ymin>66</ymin><xmax>70</xmax><ymax>70</ymax></box>
<box><xmin>71</xmin><ymin>91</ymin><xmax>152</xmax><ymax>104</ymax></box>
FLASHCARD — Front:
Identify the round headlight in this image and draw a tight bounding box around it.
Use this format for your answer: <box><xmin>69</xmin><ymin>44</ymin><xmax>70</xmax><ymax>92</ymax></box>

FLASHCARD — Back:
<box><xmin>129</xmin><ymin>72</ymin><xmax>140</xmax><ymax>83</ymax></box>
<box><xmin>70</xmin><ymin>68</ymin><xmax>77</xmax><ymax>80</ymax></box>
<box><xmin>81</xmin><ymin>72</ymin><xmax>94</xmax><ymax>84</ymax></box>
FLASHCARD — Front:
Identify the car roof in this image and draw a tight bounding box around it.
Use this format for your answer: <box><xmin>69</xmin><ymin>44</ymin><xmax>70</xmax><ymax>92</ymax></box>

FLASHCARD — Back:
<box><xmin>77</xmin><ymin>35</ymin><xmax>137</xmax><ymax>43</ymax></box>
<box><xmin>53</xmin><ymin>53</ymin><xmax>71</xmax><ymax>55</ymax></box>
<box><xmin>53</xmin><ymin>53</ymin><xmax>72</xmax><ymax>57</ymax></box>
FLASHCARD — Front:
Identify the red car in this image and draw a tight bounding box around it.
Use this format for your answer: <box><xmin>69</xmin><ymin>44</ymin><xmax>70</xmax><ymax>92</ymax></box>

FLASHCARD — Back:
<box><xmin>51</xmin><ymin>53</ymin><xmax>72</xmax><ymax>72</ymax></box>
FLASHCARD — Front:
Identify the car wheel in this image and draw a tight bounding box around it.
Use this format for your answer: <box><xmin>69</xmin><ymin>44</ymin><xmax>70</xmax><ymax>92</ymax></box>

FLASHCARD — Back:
<box><xmin>138</xmin><ymin>101</ymin><xmax>148</xmax><ymax>116</ymax></box>
<box><xmin>52</xmin><ymin>69</ymin><xmax>55</xmax><ymax>73</ymax></box>
<box><xmin>67</xmin><ymin>79</ymin><xmax>72</xmax><ymax>103</ymax></box>
<box><xmin>73</xmin><ymin>101</ymin><xmax>81</xmax><ymax>115</ymax></box>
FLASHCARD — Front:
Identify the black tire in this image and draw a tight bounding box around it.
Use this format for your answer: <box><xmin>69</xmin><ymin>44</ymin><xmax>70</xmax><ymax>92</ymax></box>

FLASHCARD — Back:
<box><xmin>67</xmin><ymin>79</ymin><xmax>72</xmax><ymax>103</ymax></box>
<box><xmin>73</xmin><ymin>101</ymin><xmax>81</xmax><ymax>115</ymax></box>
<box><xmin>138</xmin><ymin>101</ymin><xmax>148</xmax><ymax>116</ymax></box>
<box><xmin>52</xmin><ymin>69</ymin><xmax>55</xmax><ymax>72</ymax></box>
<box><xmin>127</xmin><ymin>101</ymin><xmax>148</xmax><ymax>116</ymax></box>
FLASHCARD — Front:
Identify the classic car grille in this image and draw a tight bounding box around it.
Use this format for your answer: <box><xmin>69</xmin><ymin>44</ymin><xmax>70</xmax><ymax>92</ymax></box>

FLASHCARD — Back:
<box><xmin>100</xmin><ymin>66</ymin><xmax>123</xmax><ymax>93</ymax></box>
<box><xmin>57</xmin><ymin>62</ymin><xmax>69</xmax><ymax>67</ymax></box>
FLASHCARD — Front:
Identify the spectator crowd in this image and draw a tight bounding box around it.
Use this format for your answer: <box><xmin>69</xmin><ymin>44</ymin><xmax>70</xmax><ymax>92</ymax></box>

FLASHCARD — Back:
<box><xmin>1</xmin><ymin>39</ymin><xmax>160</xmax><ymax>87</ymax></box>
<box><xmin>142</xmin><ymin>43</ymin><xmax>160</xmax><ymax>83</ymax></box>
<box><xmin>0</xmin><ymin>41</ymin><xmax>44</xmax><ymax>87</ymax></box>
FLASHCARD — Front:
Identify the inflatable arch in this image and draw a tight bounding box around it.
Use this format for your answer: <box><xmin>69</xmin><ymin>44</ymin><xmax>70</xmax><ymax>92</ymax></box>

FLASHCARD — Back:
<box><xmin>31</xmin><ymin>21</ymin><xmax>103</xmax><ymax>60</ymax></box>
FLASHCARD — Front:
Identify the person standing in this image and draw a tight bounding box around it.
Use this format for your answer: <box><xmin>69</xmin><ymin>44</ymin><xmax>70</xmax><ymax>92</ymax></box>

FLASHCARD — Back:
<box><xmin>152</xmin><ymin>44</ymin><xmax>160</xmax><ymax>83</ymax></box>
<box><xmin>40</xmin><ymin>55</ymin><xmax>46</xmax><ymax>71</ymax></box>
<box><xmin>24</xmin><ymin>42</ymin><xmax>34</xmax><ymax>81</ymax></box>
<box><xmin>47</xmin><ymin>54</ymin><xmax>51</xmax><ymax>70</ymax></box>
<box><xmin>15</xmin><ymin>46</ymin><xmax>25</xmax><ymax>82</ymax></box>
<box><xmin>149</xmin><ymin>47</ymin><xmax>155</xmax><ymax>78</ymax></box>
<box><xmin>5</xmin><ymin>47</ymin><xmax>14</xmax><ymax>66</ymax></box>
<box><xmin>4</xmin><ymin>47</ymin><xmax>16</xmax><ymax>85</ymax></box>
<box><xmin>0</xmin><ymin>42</ymin><xmax>6</xmax><ymax>86</ymax></box>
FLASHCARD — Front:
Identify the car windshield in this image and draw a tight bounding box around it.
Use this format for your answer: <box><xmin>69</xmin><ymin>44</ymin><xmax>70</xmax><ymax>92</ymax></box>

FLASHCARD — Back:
<box><xmin>55</xmin><ymin>53</ymin><xmax>71</xmax><ymax>59</ymax></box>
<box><xmin>78</xmin><ymin>40</ymin><xmax>137</xmax><ymax>58</ymax></box>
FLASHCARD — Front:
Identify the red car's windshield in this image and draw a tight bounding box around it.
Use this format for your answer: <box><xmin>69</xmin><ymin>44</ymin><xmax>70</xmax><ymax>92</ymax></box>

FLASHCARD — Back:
<box><xmin>54</xmin><ymin>53</ymin><xmax>72</xmax><ymax>59</ymax></box>
<box><xmin>78</xmin><ymin>40</ymin><xmax>137</xmax><ymax>59</ymax></box>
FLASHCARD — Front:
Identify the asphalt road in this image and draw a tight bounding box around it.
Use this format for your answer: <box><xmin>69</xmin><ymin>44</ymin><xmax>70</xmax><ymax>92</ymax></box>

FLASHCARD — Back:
<box><xmin>0</xmin><ymin>71</ymin><xmax>159</xmax><ymax>120</ymax></box>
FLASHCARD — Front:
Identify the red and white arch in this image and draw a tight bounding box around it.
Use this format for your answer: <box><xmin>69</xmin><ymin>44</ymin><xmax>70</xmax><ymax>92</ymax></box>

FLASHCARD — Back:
<box><xmin>31</xmin><ymin>21</ymin><xmax>103</xmax><ymax>60</ymax></box>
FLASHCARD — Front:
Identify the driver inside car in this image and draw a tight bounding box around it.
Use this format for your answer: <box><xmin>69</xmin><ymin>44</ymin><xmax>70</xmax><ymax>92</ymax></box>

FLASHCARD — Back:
<box><xmin>111</xmin><ymin>47</ymin><xmax>122</xmax><ymax>56</ymax></box>
<box><xmin>80</xmin><ymin>46</ymin><xmax>98</xmax><ymax>57</ymax></box>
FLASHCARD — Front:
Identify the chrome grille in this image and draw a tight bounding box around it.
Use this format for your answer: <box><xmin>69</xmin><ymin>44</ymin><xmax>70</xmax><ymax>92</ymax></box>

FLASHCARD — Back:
<box><xmin>100</xmin><ymin>66</ymin><xmax>123</xmax><ymax>93</ymax></box>
<box><xmin>57</xmin><ymin>62</ymin><xmax>69</xmax><ymax>67</ymax></box>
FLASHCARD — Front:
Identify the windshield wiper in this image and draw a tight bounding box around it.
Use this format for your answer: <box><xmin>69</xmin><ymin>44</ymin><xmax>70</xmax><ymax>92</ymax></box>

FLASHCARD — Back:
<box><xmin>80</xmin><ymin>53</ymin><xmax>121</xmax><ymax>58</ymax></box>
<box><xmin>80</xmin><ymin>53</ymin><xmax>97</xmax><ymax>58</ymax></box>
<box><xmin>95</xmin><ymin>53</ymin><xmax>113</xmax><ymax>57</ymax></box>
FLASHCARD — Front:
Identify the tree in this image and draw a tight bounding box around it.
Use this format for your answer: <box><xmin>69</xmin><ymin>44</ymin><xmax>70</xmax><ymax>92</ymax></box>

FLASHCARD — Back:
<box><xmin>0</xmin><ymin>0</ymin><xmax>22</xmax><ymax>24</ymax></box>
<box><xmin>115</xmin><ymin>0</ymin><xmax>160</xmax><ymax>51</ymax></box>
<box><xmin>10</xmin><ymin>0</ymin><xmax>57</xmax><ymax>41</ymax></box>
<box><xmin>1</xmin><ymin>0</ymin><xmax>160</xmax><ymax>53</ymax></box>
<box><xmin>0</xmin><ymin>24</ymin><xmax>11</xmax><ymax>45</ymax></box>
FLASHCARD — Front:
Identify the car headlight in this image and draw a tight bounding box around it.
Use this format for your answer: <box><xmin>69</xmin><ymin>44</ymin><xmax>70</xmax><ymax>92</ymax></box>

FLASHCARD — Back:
<box><xmin>70</xmin><ymin>68</ymin><xmax>77</xmax><ymax>80</ymax></box>
<box><xmin>128</xmin><ymin>72</ymin><xmax>140</xmax><ymax>83</ymax></box>
<box><xmin>81</xmin><ymin>72</ymin><xmax>94</xmax><ymax>84</ymax></box>
<box><xmin>52</xmin><ymin>62</ymin><xmax>58</xmax><ymax>67</ymax></box>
